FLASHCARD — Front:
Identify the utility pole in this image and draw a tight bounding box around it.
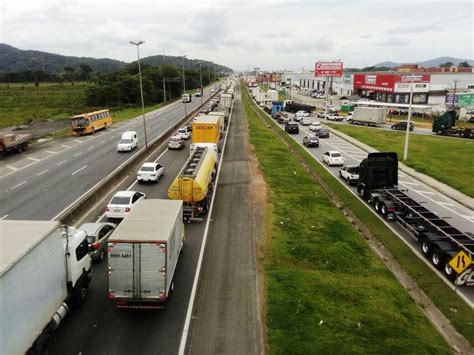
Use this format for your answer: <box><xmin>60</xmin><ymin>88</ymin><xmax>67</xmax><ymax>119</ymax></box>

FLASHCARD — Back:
<box><xmin>162</xmin><ymin>78</ymin><xmax>166</xmax><ymax>103</ymax></box>
<box><xmin>182</xmin><ymin>55</ymin><xmax>187</xmax><ymax>117</ymax></box>
<box><xmin>451</xmin><ymin>80</ymin><xmax>459</xmax><ymax>109</ymax></box>
<box><xmin>199</xmin><ymin>61</ymin><xmax>203</xmax><ymax>105</ymax></box>
<box><xmin>403</xmin><ymin>75</ymin><xmax>415</xmax><ymax>161</ymax></box>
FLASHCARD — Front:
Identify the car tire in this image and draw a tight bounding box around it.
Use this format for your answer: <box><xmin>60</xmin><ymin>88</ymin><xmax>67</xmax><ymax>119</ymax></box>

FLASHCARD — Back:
<box><xmin>420</xmin><ymin>238</ymin><xmax>431</xmax><ymax>256</ymax></box>
<box><xmin>444</xmin><ymin>260</ymin><xmax>456</xmax><ymax>280</ymax></box>
<box><xmin>431</xmin><ymin>249</ymin><xmax>443</xmax><ymax>269</ymax></box>
<box><xmin>346</xmin><ymin>177</ymin><xmax>351</xmax><ymax>185</ymax></box>
<box><xmin>339</xmin><ymin>171</ymin><xmax>342</xmax><ymax>178</ymax></box>
<box><xmin>92</xmin><ymin>127</ymin><xmax>95</xmax><ymax>134</ymax></box>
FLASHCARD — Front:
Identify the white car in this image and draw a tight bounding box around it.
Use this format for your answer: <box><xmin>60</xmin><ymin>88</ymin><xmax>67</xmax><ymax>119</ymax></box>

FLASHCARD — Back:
<box><xmin>300</xmin><ymin>118</ymin><xmax>312</xmax><ymax>126</ymax></box>
<box><xmin>177</xmin><ymin>127</ymin><xmax>191</xmax><ymax>140</ymax></box>
<box><xmin>317</xmin><ymin>112</ymin><xmax>326</xmax><ymax>118</ymax></box>
<box><xmin>316</xmin><ymin>94</ymin><xmax>326</xmax><ymax>99</ymax></box>
<box><xmin>105</xmin><ymin>191</ymin><xmax>146</xmax><ymax>219</ymax></box>
<box><xmin>323</xmin><ymin>151</ymin><xmax>345</xmax><ymax>166</ymax></box>
<box><xmin>117</xmin><ymin>131</ymin><xmax>138</xmax><ymax>152</ymax></box>
<box><xmin>295</xmin><ymin>110</ymin><xmax>310</xmax><ymax>118</ymax></box>
<box><xmin>339</xmin><ymin>165</ymin><xmax>359</xmax><ymax>185</ymax></box>
<box><xmin>137</xmin><ymin>162</ymin><xmax>164</xmax><ymax>183</ymax></box>
<box><xmin>309</xmin><ymin>122</ymin><xmax>322</xmax><ymax>132</ymax></box>
<box><xmin>325</xmin><ymin>114</ymin><xmax>343</xmax><ymax>122</ymax></box>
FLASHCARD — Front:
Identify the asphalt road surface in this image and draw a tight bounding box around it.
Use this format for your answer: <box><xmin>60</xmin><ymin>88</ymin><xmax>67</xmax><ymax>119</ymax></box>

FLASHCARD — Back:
<box><xmin>0</xmin><ymin>87</ymin><xmax>215</xmax><ymax>220</ymax></box>
<box><xmin>261</xmin><ymin>107</ymin><xmax>474</xmax><ymax>306</ymax></box>
<box><xmin>51</xmin><ymin>87</ymin><xmax>262</xmax><ymax>355</ymax></box>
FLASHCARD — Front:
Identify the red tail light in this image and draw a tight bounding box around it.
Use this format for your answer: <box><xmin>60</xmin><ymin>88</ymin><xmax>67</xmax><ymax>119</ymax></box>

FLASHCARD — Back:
<box><xmin>105</xmin><ymin>207</ymin><xmax>109</xmax><ymax>211</ymax></box>
<box><xmin>388</xmin><ymin>207</ymin><xmax>395</xmax><ymax>212</ymax></box>
<box><xmin>93</xmin><ymin>242</ymin><xmax>100</xmax><ymax>251</ymax></box>
<box><xmin>125</xmin><ymin>207</ymin><xmax>131</xmax><ymax>212</ymax></box>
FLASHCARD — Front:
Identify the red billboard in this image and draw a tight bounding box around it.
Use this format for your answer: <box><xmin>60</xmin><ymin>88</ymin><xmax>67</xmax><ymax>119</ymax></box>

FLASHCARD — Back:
<box><xmin>353</xmin><ymin>74</ymin><xmax>431</xmax><ymax>92</ymax></box>
<box><xmin>315</xmin><ymin>62</ymin><xmax>343</xmax><ymax>77</ymax></box>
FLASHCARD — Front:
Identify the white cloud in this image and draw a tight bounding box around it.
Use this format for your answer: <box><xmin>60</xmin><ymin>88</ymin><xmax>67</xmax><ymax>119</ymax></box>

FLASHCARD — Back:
<box><xmin>0</xmin><ymin>0</ymin><xmax>472</xmax><ymax>71</ymax></box>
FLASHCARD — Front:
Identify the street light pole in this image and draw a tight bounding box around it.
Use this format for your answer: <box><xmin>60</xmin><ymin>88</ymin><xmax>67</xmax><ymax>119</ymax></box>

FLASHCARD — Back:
<box><xmin>199</xmin><ymin>61</ymin><xmax>203</xmax><ymax>105</ymax></box>
<box><xmin>403</xmin><ymin>76</ymin><xmax>415</xmax><ymax>161</ymax></box>
<box><xmin>129</xmin><ymin>40</ymin><xmax>148</xmax><ymax>149</ymax></box>
<box><xmin>182</xmin><ymin>55</ymin><xmax>187</xmax><ymax>117</ymax></box>
<box><xmin>451</xmin><ymin>80</ymin><xmax>459</xmax><ymax>109</ymax></box>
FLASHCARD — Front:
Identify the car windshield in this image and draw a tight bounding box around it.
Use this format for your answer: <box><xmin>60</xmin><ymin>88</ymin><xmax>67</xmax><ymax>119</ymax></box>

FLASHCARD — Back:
<box><xmin>331</xmin><ymin>153</ymin><xmax>341</xmax><ymax>157</ymax></box>
<box><xmin>347</xmin><ymin>167</ymin><xmax>359</xmax><ymax>174</ymax></box>
<box><xmin>140</xmin><ymin>166</ymin><xmax>154</xmax><ymax>172</ymax></box>
<box><xmin>178</xmin><ymin>129</ymin><xmax>185</xmax><ymax>134</ymax></box>
<box><xmin>310</xmin><ymin>137</ymin><xmax>318</xmax><ymax>141</ymax></box>
<box><xmin>110</xmin><ymin>196</ymin><xmax>131</xmax><ymax>205</ymax></box>
<box><xmin>120</xmin><ymin>139</ymin><xmax>131</xmax><ymax>144</ymax></box>
<box><xmin>320</xmin><ymin>129</ymin><xmax>328</xmax><ymax>133</ymax></box>
<box><xmin>170</xmin><ymin>137</ymin><xmax>180</xmax><ymax>142</ymax></box>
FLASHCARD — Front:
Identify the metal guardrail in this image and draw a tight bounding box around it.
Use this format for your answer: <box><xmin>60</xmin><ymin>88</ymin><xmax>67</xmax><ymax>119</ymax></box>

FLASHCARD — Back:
<box><xmin>54</xmin><ymin>92</ymin><xmax>220</xmax><ymax>225</ymax></box>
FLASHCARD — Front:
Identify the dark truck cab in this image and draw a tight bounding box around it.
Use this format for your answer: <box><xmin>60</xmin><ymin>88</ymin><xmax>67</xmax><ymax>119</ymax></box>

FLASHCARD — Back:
<box><xmin>285</xmin><ymin>122</ymin><xmax>299</xmax><ymax>134</ymax></box>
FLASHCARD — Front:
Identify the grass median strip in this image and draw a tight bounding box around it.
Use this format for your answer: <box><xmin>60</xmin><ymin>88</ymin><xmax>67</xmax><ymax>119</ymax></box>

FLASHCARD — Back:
<box><xmin>326</xmin><ymin>123</ymin><xmax>474</xmax><ymax>198</ymax></box>
<box><xmin>241</xmin><ymin>88</ymin><xmax>455</xmax><ymax>353</ymax></box>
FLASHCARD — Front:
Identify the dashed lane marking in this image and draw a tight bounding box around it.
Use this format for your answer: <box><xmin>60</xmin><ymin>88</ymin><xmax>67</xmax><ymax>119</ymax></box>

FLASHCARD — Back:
<box><xmin>87</xmin><ymin>146</ymin><xmax>96</xmax><ymax>150</ymax></box>
<box><xmin>399</xmin><ymin>181</ymin><xmax>419</xmax><ymax>186</ymax></box>
<box><xmin>57</xmin><ymin>160</ymin><xmax>67</xmax><ymax>166</ymax></box>
<box><xmin>37</xmin><ymin>169</ymin><xmax>49</xmax><ymax>176</ymax></box>
<box><xmin>27</xmin><ymin>157</ymin><xmax>40</xmax><ymax>162</ymax></box>
<box><xmin>45</xmin><ymin>150</ymin><xmax>59</xmax><ymax>154</ymax></box>
<box><xmin>1</xmin><ymin>215</ymin><xmax>8</xmax><ymax>220</ymax></box>
<box><xmin>73</xmin><ymin>152</ymin><xmax>82</xmax><ymax>157</ymax></box>
<box><xmin>71</xmin><ymin>165</ymin><xmax>87</xmax><ymax>176</ymax></box>
<box><xmin>6</xmin><ymin>165</ymin><xmax>19</xmax><ymax>171</ymax></box>
<box><xmin>11</xmin><ymin>181</ymin><xmax>27</xmax><ymax>190</ymax></box>
<box><xmin>61</xmin><ymin>144</ymin><xmax>71</xmax><ymax>148</ymax></box>
<box><xmin>74</xmin><ymin>139</ymin><xmax>83</xmax><ymax>143</ymax></box>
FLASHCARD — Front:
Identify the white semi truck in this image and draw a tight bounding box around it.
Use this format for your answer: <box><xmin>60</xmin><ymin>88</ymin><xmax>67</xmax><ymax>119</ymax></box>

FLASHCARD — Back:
<box><xmin>107</xmin><ymin>199</ymin><xmax>184</xmax><ymax>308</ymax></box>
<box><xmin>348</xmin><ymin>107</ymin><xmax>387</xmax><ymax>126</ymax></box>
<box><xmin>0</xmin><ymin>220</ymin><xmax>92</xmax><ymax>355</ymax></box>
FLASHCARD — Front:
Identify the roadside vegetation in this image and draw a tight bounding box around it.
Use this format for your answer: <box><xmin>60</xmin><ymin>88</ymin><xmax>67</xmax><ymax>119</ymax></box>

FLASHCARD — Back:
<box><xmin>326</xmin><ymin>124</ymin><xmax>474</xmax><ymax>197</ymax></box>
<box><xmin>241</xmin><ymin>86</ymin><xmax>457</xmax><ymax>353</ymax></box>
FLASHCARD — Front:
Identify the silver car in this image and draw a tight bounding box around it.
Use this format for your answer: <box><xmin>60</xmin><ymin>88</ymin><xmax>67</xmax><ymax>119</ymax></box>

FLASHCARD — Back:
<box><xmin>79</xmin><ymin>222</ymin><xmax>116</xmax><ymax>262</ymax></box>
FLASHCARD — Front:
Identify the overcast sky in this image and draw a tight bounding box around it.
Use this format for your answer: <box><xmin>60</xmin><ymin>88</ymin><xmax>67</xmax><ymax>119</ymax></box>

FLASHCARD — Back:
<box><xmin>0</xmin><ymin>0</ymin><xmax>472</xmax><ymax>71</ymax></box>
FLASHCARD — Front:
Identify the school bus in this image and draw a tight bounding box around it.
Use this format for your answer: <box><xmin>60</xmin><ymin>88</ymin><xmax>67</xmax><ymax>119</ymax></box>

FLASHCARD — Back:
<box><xmin>70</xmin><ymin>109</ymin><xmax>112</xmax><ymax>136</ymax></box>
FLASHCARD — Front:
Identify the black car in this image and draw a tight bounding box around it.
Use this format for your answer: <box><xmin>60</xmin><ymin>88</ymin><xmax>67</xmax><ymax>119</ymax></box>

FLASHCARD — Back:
<box><xmin>285</xmin><ymin>122</ymin><xmax>299</xmax><ymax>134</ymax></box>
<box><xmin>391</xmin><ymin>121</ymin><xmax>414</xmax><ymax>131</ymax></box>
<box><xmin>303</xmin><ymin>135</ymin><xmax>319</xmax><ymax>147</ymax></box>
<box><xmin>318</xmin><ymin>128</ymin><xmax>330</xmax><ymax>138</ymax></box>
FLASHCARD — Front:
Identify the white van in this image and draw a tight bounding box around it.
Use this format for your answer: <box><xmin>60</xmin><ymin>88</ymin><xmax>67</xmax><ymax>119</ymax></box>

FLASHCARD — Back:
<box><xmin>117</xmin><ymin>131</ymin><xmax>138</xmax><ymax>152</ymax></box>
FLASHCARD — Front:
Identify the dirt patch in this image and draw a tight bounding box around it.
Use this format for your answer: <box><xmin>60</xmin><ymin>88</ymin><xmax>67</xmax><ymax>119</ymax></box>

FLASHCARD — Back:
<box><xmin>1</xmin><ymin>119</ymin><xmax>70</xmax><ymax>139</ymax></box>
<box><xmin>242</xmin><ymin>95</ymin><xmax>269</xmax><ymax>355</ymax></box>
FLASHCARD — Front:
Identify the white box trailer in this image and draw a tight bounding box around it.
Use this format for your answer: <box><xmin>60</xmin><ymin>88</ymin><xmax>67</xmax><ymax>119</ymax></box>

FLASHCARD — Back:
<box><xmin>108</xmin><ymin>199</ymin><xmax>184</xmax><ymax>308</ymax></box>
<box><xmin>220</xmin><ymin>93</ymin><xmax>233</xmax><ymax>110</ymax></box>
<box><xmin>350</xmin><ymin>107</ymin><xmax>387</xmax><ymax>126</ymax></box>
<box><xmin>0</xmin><ymin>220</ymin><xmax>92</xmax><ymax>355</ymax></box>
<box><xmin>267</xmin><ymin>89</ymin><xmax>278</xmax><ymax>101</ymax></box>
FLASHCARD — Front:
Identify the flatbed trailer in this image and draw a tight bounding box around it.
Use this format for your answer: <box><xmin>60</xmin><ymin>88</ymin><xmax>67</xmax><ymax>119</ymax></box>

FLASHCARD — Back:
<box><xmin>358</xmin><ymin>152</ymin><xmax>474</xmax><ymax>286</ymax></box>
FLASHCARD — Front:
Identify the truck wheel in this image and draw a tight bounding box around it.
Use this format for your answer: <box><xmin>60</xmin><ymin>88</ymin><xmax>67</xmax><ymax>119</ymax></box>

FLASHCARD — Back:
<box><xmin>23</xmin><ymin>142</ymin><xmax>29</xmax><ymax>151</ymax></box>
<box><xmin>72</xmin><ymin>284</ymin><xmax>88</xmax><ymax>308</ymax></box>
<box><xmin>380</xmin><ymin>203</ymin><xmax>387</xmax><ymax>216</ymax></box>
<box><xmin>16</xmin><ymin>144</ymin><xmax>23</xmax><ymax>153</ymax></box>
<box><xmin>358</xmin><ymin>187</ymin><xmax>366</xmax><ymax>199</ymax></box>
<box><xmin>34</xmin><ymin>331</ymin><xmax>53</xmax><ymax>355</ymax></box>
<box><xmin>444</xmin><ymin>260</ymin><xmax>456</xmax><ymax>280</ymax></box>
<box><xmin>374</xmin><ymin>200</ymin><xmax>380</xmax><ymax>213</ymax></box>
<box><xmin>91</xmin><ymin>127</ymin><xmax>95</xmax><ymax>134</ymax></box>
<box><xmin>420</xmin><ymin>238</ymin><xmax>431</xmax><ymax>256</ymax></box>
<box><xmin>431</xmin><ymin>249</ymin><xmax>443</xmax><ymax>269</ymax></box>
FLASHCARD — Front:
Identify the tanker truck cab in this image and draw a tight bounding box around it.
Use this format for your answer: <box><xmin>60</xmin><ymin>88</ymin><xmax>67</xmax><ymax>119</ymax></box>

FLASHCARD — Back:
<box><xmin>62</xmin><ymin>225</ymin><xmax>93</xmax><ymax>302</ymax></box>
<box><xmin>117</xmin><ymin>131</ymin><xmax>138</xmax><ymax>152</ymax></box>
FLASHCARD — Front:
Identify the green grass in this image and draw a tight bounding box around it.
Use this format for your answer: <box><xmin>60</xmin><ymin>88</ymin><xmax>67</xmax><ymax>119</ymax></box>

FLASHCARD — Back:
<box><xmin>0</xmin><ymin>82</ymin><xmax>91</xmax><ymax>128</ymax></box>
<box><xmin>326</xmin><ymin>124</ymin><xmax>474</xmax><ymax>197</ymax></box>
<box><xmin>241</xmin><ymin>86</ymin><xmax>455</xmax><ymax>353</ymax></box>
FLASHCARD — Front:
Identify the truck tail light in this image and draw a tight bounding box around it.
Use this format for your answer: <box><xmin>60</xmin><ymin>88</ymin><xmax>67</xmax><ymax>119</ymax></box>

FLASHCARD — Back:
<box><xmin>388</xmin><ymin>207</ymin><xmax>395</xmax><ymax>212</ymax></box>
<box><xmin>125</xmin><ymin>207</ymin><xmax>131</xmax><ymax>212</ymax></box>
<box><xmin>93</xmin><ymin>242</ymin><xmax>100</xmax><ymax>251</ymax></box>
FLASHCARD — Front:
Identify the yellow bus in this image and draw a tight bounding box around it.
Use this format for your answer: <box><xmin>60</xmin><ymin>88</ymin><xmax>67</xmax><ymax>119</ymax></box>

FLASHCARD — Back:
<box><xmin>70</xmin><ymin>109</ymin><xmax>112</xmax><ymax>136</ymax></box>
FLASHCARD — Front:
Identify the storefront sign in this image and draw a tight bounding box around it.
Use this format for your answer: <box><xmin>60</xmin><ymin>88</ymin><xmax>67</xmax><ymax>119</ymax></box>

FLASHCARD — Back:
<box><xmin>315</xmin><ymin>62</ymin><xmax>343</xmax><ymax>77</ymax></box>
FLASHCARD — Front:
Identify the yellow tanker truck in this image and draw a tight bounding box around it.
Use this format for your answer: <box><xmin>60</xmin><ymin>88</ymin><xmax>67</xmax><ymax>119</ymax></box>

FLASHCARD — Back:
<box><xmin>168</xmin><ymin>144</ymin><xmax>218</xmax><ymax>221</ymax></box>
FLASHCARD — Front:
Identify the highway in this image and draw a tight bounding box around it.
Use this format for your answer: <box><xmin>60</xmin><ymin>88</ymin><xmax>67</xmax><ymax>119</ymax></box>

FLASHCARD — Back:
<box><xmin>50</xmin><ymin>85</ymin><xmax>262</xmax><ymax>354</ymax></box>
<box><xmin>0</xmin><ymin>88</ymin><xmax>214</xmax><ymax>220</ymax></box>
<box><xmin>262</xmin><ymin>107</ymin><xmax>474</xmax><ymax>305</ymax></box>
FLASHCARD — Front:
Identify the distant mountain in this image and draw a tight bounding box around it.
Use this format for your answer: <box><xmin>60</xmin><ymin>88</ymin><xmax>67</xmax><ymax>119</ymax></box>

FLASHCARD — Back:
<box><xmin>0</xmin><ymin>43</ymin><xmax>233</xmax><ymax>74</ymax></box>
<box><xmin>0</xmin><ymin>43</ymin><xmax>126</xmax><ymax>73</ymax></box>
<box><xmin>373</xmin><ymin>57</ymin><xmax>474</xmax><ymax>68</ymax></box>
<box><xmin>142</xmin><ymin>55</ymin><xmax>232</xmax><ymax>74</ymax></box>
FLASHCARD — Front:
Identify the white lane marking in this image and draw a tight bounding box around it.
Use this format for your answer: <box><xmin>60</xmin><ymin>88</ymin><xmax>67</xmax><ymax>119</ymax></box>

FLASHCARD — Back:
<box><xmin>57</xmin><ymin>160</ymin><xmax>67</xmax><ymax>166</ymax></box>
<box><xmin>71</xmin><ymin>165</ymin><xmax>87</xmax><ymax>176</ymax></box>
<box><xmin>74</xmin><ymin>139</ymin><xmax>83</xmax><ymax>143</ymax></box>
<box><xmin>398</xmin><ymin>173</ymin><xmax>406</xmax><ymax>177</ymax></box>
<box><xmin>399</xmin><ymin>181</ymin><xmax>419</xmax><ymax>186</ymax></box>
<box><xmin>61</xmin><ymin>144</ymin><xmax>71</xmax><ymax>148</ymax></box>
<box><xmin>45</xmin><ymin>150</ymin><xmax>59</xmax><ymax>154</ymax></box>
<box><xmin>73</xmin><ymin>152</ymin><xmax>82</xmax><ymax>157</ymax></box>
<box><xmin>37</xmin><ymin>169</ymin><xmax>49</xmax><ymax>176</ymax></box>
<box><xmin>417</xmin><ymin>190</ymin><xmax>435</xmax><ymax>195</ymax></box>
<box><xmin>11</xmin><ymin>181</ymin><xmax>27</xmax><ymax>190</ymax></box>
<box><xmin>461</xmin><ymin>215</ymin><xmax>474</xmax><ymax>222</ymax></box>
<box><xmin>438</xmin><ymin>202</ymin><xmax>455</xmax><ymax>207</ymax></box>
<box><xmin>1</xmin><ymin>215</ymin><xmax>8</xmax><ymax>220</ymax></box>
<box><xmin>6</xmin><ymin>165</ymin><xmax>18</xmax><ymax>171</ymax></box>
<box><xmin>98</xmin><ymin>140</ymin><xmax>105</xmax><ymax>144</ymax></box>
<box><xmin>27</xmin><ymin>157</ymin><xmax>40</xmax><ymax>162</ymax></box>
<box><xmin>87</xmin><ymin>145</ymin><xmax>96</xmax><ymax>150</ymax></box>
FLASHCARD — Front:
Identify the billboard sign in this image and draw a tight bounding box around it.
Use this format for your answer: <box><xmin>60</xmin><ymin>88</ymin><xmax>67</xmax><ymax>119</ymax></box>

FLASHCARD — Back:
<box><xmin>400</xmin><ymin>75</ymin><xmax>430</xmax><ymax>83</ymax></box>
<box><xmin>459</xmin><ymin>93</ymin><xmax>474</xmax><ymax>107</ymax></box>
<box><xmin>315</xmin><ymin>62</ymin><xmax>343</xmax><ymax>77</ymax></box>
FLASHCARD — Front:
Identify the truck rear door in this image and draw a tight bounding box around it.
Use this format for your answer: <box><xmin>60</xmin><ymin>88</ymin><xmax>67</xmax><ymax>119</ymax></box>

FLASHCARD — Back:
<box><xmin>108</xmin><ymin>242</ymin><xmax>134</xmax><ymax>299</ymax></box>
<box><xmin>140</xmin><ymin>243</ymin><xmax>166</xmax><ymax>299</ymax></box>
